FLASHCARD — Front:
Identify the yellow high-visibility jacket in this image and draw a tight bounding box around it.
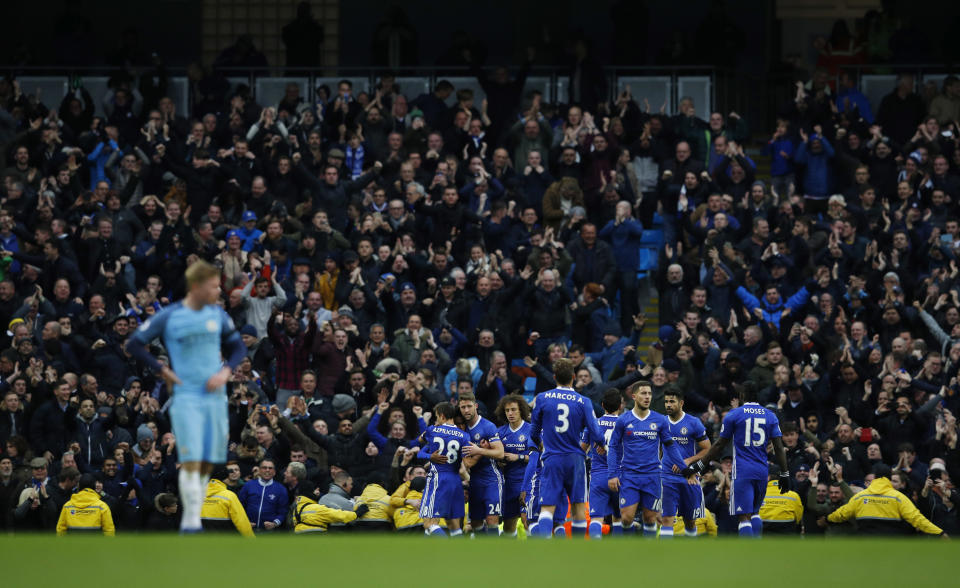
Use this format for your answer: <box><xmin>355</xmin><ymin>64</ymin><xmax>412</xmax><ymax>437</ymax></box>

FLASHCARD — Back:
<box><xmin>56</xmin><ymin>488</ymin><xmax>115</xmax><ymax>536</ymax></box>
<box><xmin>393</xmin><ymin>488</ymin><xmax>424</xmax><ymax>530</ymax></box>
<box><xmin>293</xmin><ymin>495</ymin><xmax>358</xmax><ymax>533</ymax></box>
<box><xmin>759</xmin><ymin>480</ymin><xmax>804</xmax><ymax>526</ymax></box>
<box><xmin>355</xmin><ymin>483</ymin><xmax>395</xmax><ymax>523</ymax></box>
<box><xmin>673</xmin><ymin>508</ymin><xmax>718</xmax><ymax>537</ymax></box>
<box><xmin>201</xmin><ymin>479</ymin><xmax>255</xmax><ymax>537</ymax></box>
<box><xmin>390</xmin><ymin>480</ymin><xmax>413</xmax><ymax>508</ymax></box>
<box><xmin>828</xmin><ymin>477</ymin><xmax>943</xmax><ymax>535</ymax></box>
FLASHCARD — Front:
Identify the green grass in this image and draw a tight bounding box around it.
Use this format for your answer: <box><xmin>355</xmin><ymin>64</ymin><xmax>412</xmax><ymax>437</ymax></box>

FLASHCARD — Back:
<box><xmin>3</xmin><ymin>534</ymin><xmax>952</xmax><ymax>586</ymax></box>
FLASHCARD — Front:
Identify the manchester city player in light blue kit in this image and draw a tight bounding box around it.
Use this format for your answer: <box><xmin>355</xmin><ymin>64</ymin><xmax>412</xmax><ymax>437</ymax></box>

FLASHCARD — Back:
<box><xmin>685</xmin><ymin>382</ymin><xmax>789</xmax><ymax>537</ymax></box>
<box><xmin>607</xmin><ymin>381</ymin><xmax>691</xmax><ymax>537</ymax></box>
<box><xmin>126</xmin><ymin>261</ymin><xmax>246</xmax><ymax>533</ymax></box>
<box><xmin>530</xmin><ymin>358</ymin><xmax>605</xmax><ymax>538</ymax></box>
<box><xmin>661</xmin><ymin>388</ymin><xmax>711</xmax><ymax>538</ymax></box>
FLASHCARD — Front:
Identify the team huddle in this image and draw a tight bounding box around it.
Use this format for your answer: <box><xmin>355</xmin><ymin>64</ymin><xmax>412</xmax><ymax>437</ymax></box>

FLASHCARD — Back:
<box><xmin>417</xmin><ymin>358</ymin><xmax>789</xmax><ymax>538</ymax></box>
<box><xmin>128</xmin><ymin>262</ymin><xmax>790</xmax><ymax>538</ymax></box>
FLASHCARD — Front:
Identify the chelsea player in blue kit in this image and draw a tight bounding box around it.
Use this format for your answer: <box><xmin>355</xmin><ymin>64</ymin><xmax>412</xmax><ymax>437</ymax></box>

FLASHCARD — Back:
<box><xmin>417</xmin><ymin>402</ymin><xmax>467</xmax><ymax>537</ymax></box>
<box><xmin>607</xmin><ymin>381</ymin><xmax>691</xmax><ymax>537</ymax></box>
<box><xmin>687</xmin><ymin>382</ymin><xmax>789</xmax><ymax>537</ymax></box>
<box><xmin>495</xmin><ymin>395</ymin><xmax>533</xmax><ymax>537</ymax></box>
<box><xmin>457</xmin><ymin>392</ymin><xmax>505</xmax><ymax>535</ymax></box>
<box><xmin>584</xmin><ymin>388</ymin><xmax>624</xmax><ymax>539</ymax></box>
<box><xmin>530</xmin><ymin>358</ymin><xmax>605</xmax><ymax>538</ymax></box>
<box><xmin>661</xmin><ymin>389</ymin><xmax>711</xmax><ymax>538</ymax></box>
<box><xmin>125</xmin><ymin>261</ymin><xmax>246</xmax><ymax>533</ymax></box>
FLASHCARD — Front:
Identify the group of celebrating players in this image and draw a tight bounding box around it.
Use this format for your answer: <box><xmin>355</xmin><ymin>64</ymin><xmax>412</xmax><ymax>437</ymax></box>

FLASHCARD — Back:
<box><xmin>130</xmin><ymin>261</ymin><xmax>789</xmax><ymax>538</ymax></box>
<box><xmin>418</xmin><ymin>357</ymin><xmax>788</xmax><ymax>538</ymax></box>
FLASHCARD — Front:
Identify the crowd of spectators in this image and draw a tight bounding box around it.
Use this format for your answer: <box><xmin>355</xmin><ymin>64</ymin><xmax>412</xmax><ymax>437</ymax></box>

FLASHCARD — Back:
<box><xmin>0</xmin><ymin>46</ymin><xmax>958</xmax><ymax>535</ymax></box>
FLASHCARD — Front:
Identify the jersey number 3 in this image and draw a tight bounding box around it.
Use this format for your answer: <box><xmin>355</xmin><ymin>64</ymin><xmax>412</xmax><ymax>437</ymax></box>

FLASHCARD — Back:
<box><xmin>433</xmin><ymin>437</ymin><xmax>461</xmax><ymax>462</ymax></box>
<box><xmin>743</xmin><ymin>417</ymin><xmax>766</xmax><ymax>447</ymax></box>
<box><xmin>555</xmin><ymin>403</ymin><xmax>570</xmax><ymax>433</ymax></box>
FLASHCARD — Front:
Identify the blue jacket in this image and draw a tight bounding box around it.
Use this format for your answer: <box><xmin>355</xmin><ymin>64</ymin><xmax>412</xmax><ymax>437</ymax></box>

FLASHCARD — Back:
<box><xmin>586</xmin><ymin>330</ymin><xmax>640</xmax><ymax>382</ymax></box>
<box><xmin>598</xmin><ymin>218</ymin><xmax>644</xmax><ymax>271</ymax></box>
<box><xmin>836</xmin><ymin>88</ymin><xmax>874</xmax><ymax>124</ymax></box>
<box><xmin>761</xmin><ymin>137</ymin><xmax>795</xmax><ymax>177</ymax></box>
<box><xmin>793</xmin><ymin>137</ymin><xmax>834</xmax><ymax>198</ymax></box>
<box><xmin>238</xmin><ymin>478</ymin><xmax>289</xmax><ymax>529</ymax></box>
<box><xmin>86</xmin><ymin>140</ymin><xmax>121</xmax><ymax>190</ymax></box>
<box><xmin>735</xmin><ymin>285</ymin><xmax>810</xmax><ymax>330</ymax></box>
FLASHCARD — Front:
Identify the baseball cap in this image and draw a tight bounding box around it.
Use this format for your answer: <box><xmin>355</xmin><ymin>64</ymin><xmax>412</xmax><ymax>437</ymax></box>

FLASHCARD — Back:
<box><xmin>226</xmin><ymin>229</ymin><xmax>241</xmax><ymax>240</ymax></box>
<box><xmin>242</xmin><ymin>210</ymin><xmax>257</xmax><ymax>222</ymax></box>
<box><xmin>400</xmin><ymin>282</ymin><xmax>416</xmax><ymax>292</ymax></box>
<box><xmin>440</xmin><ymin>276</ymin><xmax>456</xmax><ymax>288</ymax></box>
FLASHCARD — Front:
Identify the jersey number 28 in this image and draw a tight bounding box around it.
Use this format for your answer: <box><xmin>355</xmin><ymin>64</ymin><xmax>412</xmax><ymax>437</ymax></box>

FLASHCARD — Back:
<box><xmin>433</xmin><ymin>437</ymin><xmax>461</xmax><ymax>462</ymax></box>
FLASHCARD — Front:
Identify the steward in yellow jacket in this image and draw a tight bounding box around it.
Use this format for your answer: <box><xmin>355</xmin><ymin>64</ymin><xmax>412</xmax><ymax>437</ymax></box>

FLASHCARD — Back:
<box><xmin>56</xmin><ymin>477</ymin><xmax>115</xmax><ymax>536</ymax></box>
<box><xmin>759</xmin><ymin>478</ymin><xmax>804</xmax><ymax>534</ymax></box>
<box><xmin>201</xmin><ymin>478</ymin><xmax>255</xmax><ymax>537</ymax></box>
<box><xmin>828</xmin><ymin>466</ymin><xmax>945</xmax><ymax>537</ymax></box>
<box><xmin>293</xmin><ymin>494</ymin><xmax>365</xmax><ymax>534</ymax></box>
<box><xmin>673</xmin><ymin>508</ymin><xmax>718</xmax><ymax>537</ymax></box>
<box><xmin>355</xmin><ymin>483</ymin><xmax>395</xmax><ymax>531</ymax></box>
<box><xmin>394</xmin><ymin>477</ymin><xmax>426</xmax><ymax>532</ymax></box>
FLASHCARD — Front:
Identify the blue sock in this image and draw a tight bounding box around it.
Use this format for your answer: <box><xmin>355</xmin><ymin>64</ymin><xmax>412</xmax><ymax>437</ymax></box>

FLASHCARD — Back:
<box><xmin>485</xmin><ymin>525</ymin><xmax>500</xmax><ymax>536</ymax></box>
<box><xmin>527</xmin><ymin>522</ymin><xmax>539</xmax><ymax>537</ymax></box>
<box><xmin>738</xmin><ymin>521</ymin><xmax>754</xmax><ymax>537</ymax></box>
<box><xmin>449</xmin><ymin>528</ymin><xmax>463</xmax><ymax>537</ymax></box>
<box><xmin>589</xmin><ymin>520</ymin><xmax>603</xmax><ymax>539</ymax></box>
<box><xmin>660</xmin><ymin>526</ymin><xmax>673</xmax><ymax>539</ymax></box>
<box><xmin>684</xmin><ymin>527</ymin><xmax>698</xmax><ymax>538</ymax></box>
<box><xmin>611</xmin><ymin>522</ymin><xmax>623</xmax><ymax>536</ymax></box>
<box><xmin>553</xmin><ymin>525</ymin><xmax>566</xmax><ymax>538</ymax></box>
<box><xmin>642</xmin><ymin>523</ymin><xmax>657</xmax><ymax>537</ymax></box>
<box><xmin>427</xmin><ymin>525</ymin><xmax>447</xmax><ymax>536</ymax></box>
<box><xmin>751</xmin><ymin>515</ymin><xmax>763</xmax><ymax>537</ymax></box>
<box><xmin>571</xmin><ymin>521</ymin><xmax>587</xmax><ymax>538</ymax></box>
<box><xmin>622</xmin><ymin>522</ymin><xmax>635</xmax><ymax>535</ymax></box>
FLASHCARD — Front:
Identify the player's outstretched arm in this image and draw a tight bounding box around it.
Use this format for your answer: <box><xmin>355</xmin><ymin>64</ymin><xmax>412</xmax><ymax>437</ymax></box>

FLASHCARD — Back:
<box><xmin>686</xmin><ymin>436</ymin><xmax>728</xmax><ymax>476</ymax></box>
<box><xmin>771</xmin><ymin>437</ymin><xmax>790</xmax><ymax>493</ymax></box>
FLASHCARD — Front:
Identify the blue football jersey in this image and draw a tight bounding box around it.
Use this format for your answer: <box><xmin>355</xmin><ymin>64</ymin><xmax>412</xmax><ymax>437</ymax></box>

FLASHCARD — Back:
<box><xmin>498</xmin><ymin>421</ymin><xmax>533</xmax><ymax>486</ymax></box>
<box><xmin>466</xmin><ymin>416</ymin><xmax>501</xmax><ymax>480</ymax></box>
<box><xmin>586</xmin><ymin>414</ymin><xmax>619</xmax><ymax>478</ymax></box>
<box><xmin>127</xmin><ymin>302</ymin><xmax>240</xmax><ymax>396</ymax></box>
<box><xmin>531</xmin><ymin>387</ymin><xmax>604</xmax><ymax>458</ymax></box>
<box><xmin>719</xmin><ymin>403</ymin><xmax>782</xmax><ymax>480</ymax></box>
<box><xmin>661</xmin><ymin>412</ymin><xmax>708</xmax><ymax>481</ymax></box>
<box><xmin>607</xmin><ymin>409</ymin><xmax>673</xmax><ymax>476</ymax></box>
<box><xmin>418</xmin><ymin>424</ymin><xmax>466</xmax><ymax>475</ymax></box>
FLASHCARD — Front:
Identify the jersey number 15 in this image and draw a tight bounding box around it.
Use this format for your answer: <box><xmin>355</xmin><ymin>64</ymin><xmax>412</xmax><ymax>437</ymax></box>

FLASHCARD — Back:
<box><xmin>743</xmin><ymin>417</ymin><xmax>766</xmax><ymax>447</ymax></box>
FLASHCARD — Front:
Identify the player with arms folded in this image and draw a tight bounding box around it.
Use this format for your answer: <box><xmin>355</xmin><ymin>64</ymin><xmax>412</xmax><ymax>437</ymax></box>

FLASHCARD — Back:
<box><xmin>495</xmin><ymin>394</ymin><xmax>534</xmax><ymax>538</ymax></box>
<box><xmin>661</xmin><ymin>388</ymin><xmax>711</xmax><ymax>538</ymax></box>
<box><xmin>530</xmin><ymin>358</ymin><xmax>605</xmax><ymax>538</ymax></box>
<box><xmin>125</xmin><ymin>261</ymin><xmax>246</xmax><ymax>533</ymax></box>
<box><xmin>682</xmin><ymin>382</ymin><xmax>789</xmax><ymax>537</ymax></box>
<box><xmin>417</xmin><ymin>401</ymin><xmax>467</xmax><ymax>537</ymax></box>
<box><xmin>607</xmin><ymin>381</ymin><xmax>692</xmax><ymax>537</ymax></box>
<box><xmin>583</xmin><ymin>388</ymin><xmax>624</xmax><ymax>539</ymax></box>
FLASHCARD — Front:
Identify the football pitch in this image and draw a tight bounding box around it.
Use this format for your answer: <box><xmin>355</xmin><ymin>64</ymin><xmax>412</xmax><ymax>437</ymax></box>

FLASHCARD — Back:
<box><xmin>3</xmin><ymin>534</ymin><xmax>953</xmax><ymax>586</ymax></box>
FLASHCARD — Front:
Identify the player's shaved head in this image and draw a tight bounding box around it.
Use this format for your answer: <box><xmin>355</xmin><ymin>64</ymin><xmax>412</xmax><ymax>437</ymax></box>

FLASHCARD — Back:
<box><xmin>553</xmin><ymin>358</ymin><xmax>575</xmax><ymax>386</ymax></box>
